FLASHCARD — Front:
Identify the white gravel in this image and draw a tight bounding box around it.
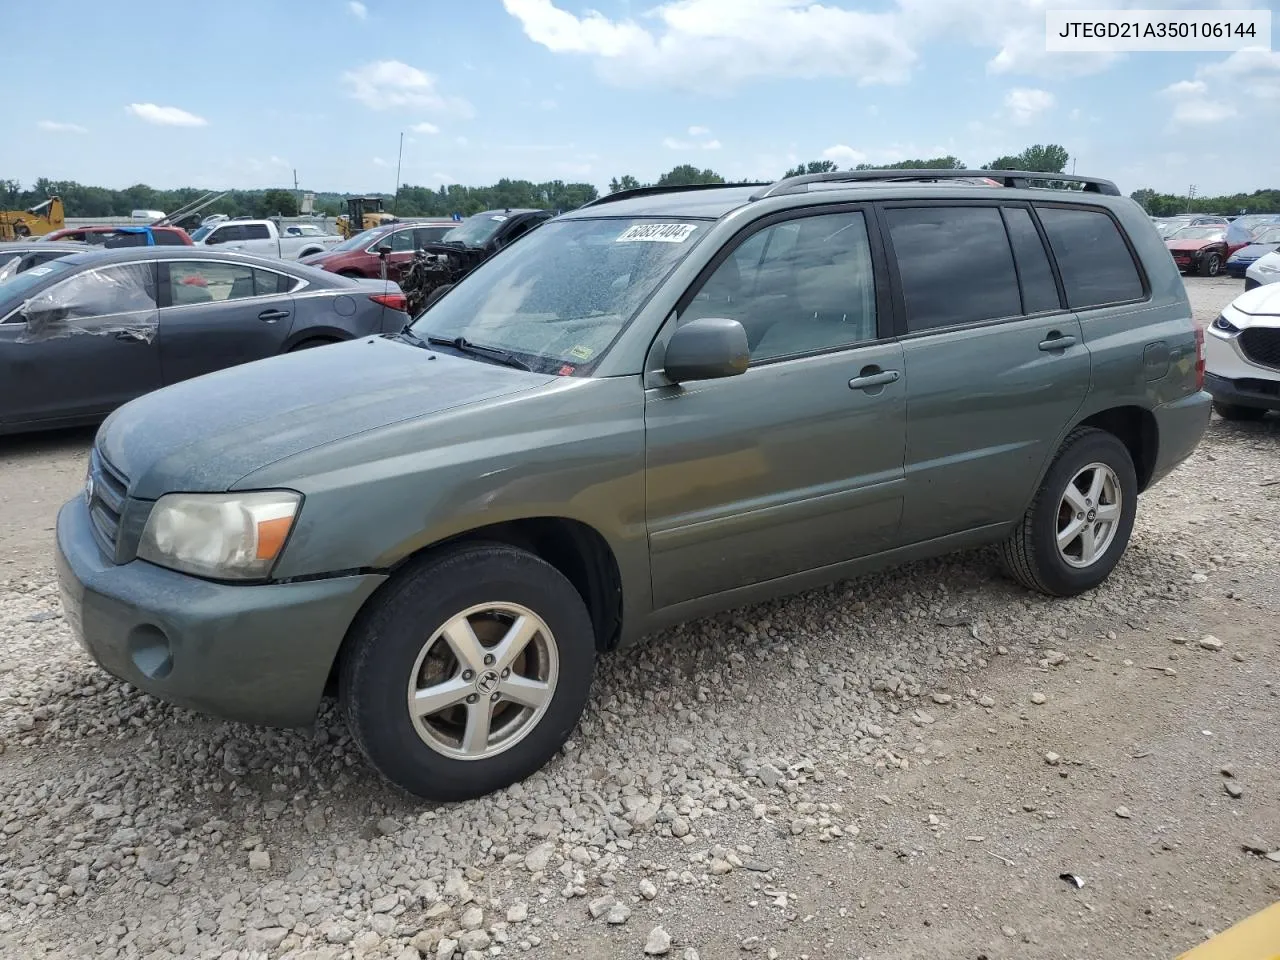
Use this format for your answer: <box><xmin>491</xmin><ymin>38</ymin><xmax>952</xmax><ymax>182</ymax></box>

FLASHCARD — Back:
<box><xmin>0</xmin><ymin>277</ymin><xmax>1274</xmax><ymax>959</ymax></box>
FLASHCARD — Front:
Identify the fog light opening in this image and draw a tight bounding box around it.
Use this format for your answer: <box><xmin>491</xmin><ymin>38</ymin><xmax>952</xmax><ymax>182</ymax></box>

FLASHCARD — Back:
<box><xmin>128</xmin><ymin>624</ymin><xmax>174</xmax><ymax>680</ymax></box>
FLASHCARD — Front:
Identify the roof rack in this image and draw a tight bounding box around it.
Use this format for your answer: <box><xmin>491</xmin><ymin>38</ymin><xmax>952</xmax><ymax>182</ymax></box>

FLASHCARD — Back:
<box><xmin>581</xmin><ymin>181</ymin><xmax>770</xmax><ymax>209</ymax></box>
<box><xmin>749</xmin><ymin>169</ymin><xmax>1121</xmax><ymax>201</ymax></box>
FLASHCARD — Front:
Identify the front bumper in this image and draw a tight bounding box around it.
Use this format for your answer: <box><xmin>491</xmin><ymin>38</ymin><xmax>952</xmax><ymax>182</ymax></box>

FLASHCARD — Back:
<box><xmin>1205</xmin><ymin>372</ymin><xmax>1280</xmax><ymax>412</ymax></box>
<box><xmin>1226</xmin><ymin>261</ymin><xmax>1252</xmax><ymax>278</ymax></box>
<box><xmin>55</xmin><ymin>496</ymin><xmax>387</xmax><ymax>727</ymax></box>
<box><xmin>1147</xmin><ymin>391</ymin><xmax>1213</xmax><ymax>488</ymax></box>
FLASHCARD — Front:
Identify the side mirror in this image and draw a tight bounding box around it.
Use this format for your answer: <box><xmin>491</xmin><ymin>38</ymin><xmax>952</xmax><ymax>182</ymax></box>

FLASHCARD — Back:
<box><xmin>22</xmin><ymin>304</ymin><xmax>64</xmax><ymax>337</ymax></box>
<box><xmin>377</xmin><ymin>244</ymin><xmax>392</xmax><ymax>257</ymax></box>
<box><xmin>663</xmin><ymin>317</ymin><xmax>750</xmax><ymax>383</ymax></box>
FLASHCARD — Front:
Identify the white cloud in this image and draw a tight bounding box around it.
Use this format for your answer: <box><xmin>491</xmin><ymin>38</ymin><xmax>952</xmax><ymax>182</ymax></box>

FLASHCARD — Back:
<box><xmin>455</xmin><ymin>135</ymin><xmax>469</xmax><ymax>146</ymax></box>
<box><xmin>1163</xmin><ymin>79</ymin><xmax>1237</xmax><ymax>125</ymax></box>
<box><xmin>502</xmin><ymin>0</ymin><xmax>915</xmax><ymax>90</ymax></box>
<box><xmin>821</xmin><ymin>144</ymin><xmax>868</xmax><ymax>166</ymax></box>
<box><xmin>126</xmin><ymin>103</ymin><xmax>208</xmax><ymax>127</ymax></box>
<box><xmin>411</xmin><ymin>121</ymin><xmax>440</xmax><ymax>134</ymax></box>
<box><xmin>539</xmin><ymin>98</ymin><xmax>558</xmax><ymax>110</ymax></box>
<box><xmin>348</xmin><ymin>0</ymin><xmax>367</xmax><ymax>18</ymax></box>
<box><xmin>342</xmin><ymin>60</ymin><xmax>474</xmax><ymax>117</ymax></box>
<box><xmin>268</xmin><ymin>155</ymin><xmax>289</xmax><ymax>167</ymax></box>
<box><xmin>1160</xmin><ymin>47</ymin><xmax>1280</xmax><ymax>128</ymax></box>
<box><xmin>1200</xmin><ymin>47</ymin><xmax>1280</xmax><ymax>102</ymax></box>
<box><xmin>1004</xmin><ymin>87</ymin><xmax>1054</xmax><ymax>124</ymax></box>
<box><xmin>704</xmin><ymin>139</ymin><xmax>722</xmax><ymax>150</ymax></box>
<box><xmin>37</xmin><ymin>120</ymin><xmax>87</xmax><ymax>134</ymax></box>
<box><xmin>372</xmin><ymin>156</ymin><xmax>389</xmax><ymax>167</ymax></box>
<box><xmin>687</xmin><ymin>125</ymin><xmax>710</xmax><ymax>136</ymax></box>
<box><xmin>663</xmin><ymin>129</ymin><xmax>721</xmax><ymax>150</ymax></box>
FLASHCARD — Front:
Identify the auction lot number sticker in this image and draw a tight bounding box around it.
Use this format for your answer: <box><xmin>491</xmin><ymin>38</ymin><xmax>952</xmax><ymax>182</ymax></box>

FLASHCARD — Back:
<box><xmin>616</xmin><ymin>223</ymin><xmax>698</xmax><ymax>243</ymax></box>
<box><xmin>1046</xmin><ymin>9</ymin><xmax>1272</xmax><ymax>51</ymax></box>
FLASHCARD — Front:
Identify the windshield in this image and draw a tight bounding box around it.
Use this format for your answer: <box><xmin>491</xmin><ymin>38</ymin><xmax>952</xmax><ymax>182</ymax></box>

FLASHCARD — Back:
<box><xmin>411</xmin><ymin>217</ymin><xmax>704</xmax><ymax>374</ymax></box>
<box><xmin>1250</xmin><ymin>227</ymin><xmax>1280</xmax><ymax>245</ymax></box>
<box><xmin>441</xmin><ymin>213</ymin><xmax>511</xmax><ymax>247</ymax></box>
<box><xmin>190</xmin><ymin>224</ymin><xmax>214</xmax><ymax>242</ymax></box>
<box><xmin>1171</xmin><ymin>227</ymin><xmax>1223</xmax><ymax>240</ymax></box>
<box><xmin>329</xmin><ymin>227</ymin><xmax>389</xmax><ymax>252</ymax></box>
<box><xmin>0</xmin><ymin>258</ymin><xmax>75</xmax><ymax>296</ymax></box>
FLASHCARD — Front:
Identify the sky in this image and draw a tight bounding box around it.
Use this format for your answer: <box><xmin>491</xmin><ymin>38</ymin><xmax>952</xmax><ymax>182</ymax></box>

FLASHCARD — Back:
<box><xmin>8</xmin><ymin>0</ymin><xmax>1280</xmax><ymax>198</ymax></box>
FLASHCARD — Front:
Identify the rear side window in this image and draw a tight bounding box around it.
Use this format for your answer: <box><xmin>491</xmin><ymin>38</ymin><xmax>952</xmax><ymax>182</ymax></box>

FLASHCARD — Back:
<box><xmin>1001</xmin><ymin>207</ymin><xmax>1061</xmax><ymax>314</ymax></box>
<box><xmin>252</xmin><ymin>268</ymin><xmax>296</xmax><ymax>295</ymax></box>
<box><xmin>885</xmin><ymin>206</ymin><xmax>1020</xmax><ymax>331</ymax></box>
<box><xmin>242</xmin><ymin>223</ymin><xmax>271</xmax><ymax>240</ymax></box>
<box><xmin>153</xmin><ymin>230</ymin><xmax>188</xmax><ymax>246</ymax></box>
<box><xmin>1035</xmin><ymin>206</ymin><xmax>1144</xmax><ymax>308</ymax></box>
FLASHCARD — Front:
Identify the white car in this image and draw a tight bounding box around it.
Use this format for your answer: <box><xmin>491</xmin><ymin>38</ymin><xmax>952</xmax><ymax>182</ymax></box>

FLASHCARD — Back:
<box><xmin>1205</xmin><ymin>283</ymin><xmax>1280</xmax><ymax>420</ymax></box>
<box><xmin>1245</xmin><ymin>250</ymin><xmax>1280</xmax><ymax>290</ymax></box>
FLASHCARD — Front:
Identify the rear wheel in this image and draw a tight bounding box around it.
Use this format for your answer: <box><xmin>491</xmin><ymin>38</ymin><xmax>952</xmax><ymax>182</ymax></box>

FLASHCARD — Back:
<box><xmin>339</xmin><ymin>542</ymin><xmax>596</xmax><ymax>801</ymax></box>
<box><xmin>1199</xmin><ymin>253</ymin><xmax>1222</xmax><ymax>277</ymax></box>
<box><xmin>1000</xmin><ymin>427</ymin><xmax>1138</xmax><ymax>597</ymax></box>
<box><xmin>1213</xmin><ymin>401</ymin><xmax>1267</xmax><ymax>422</ymax></box>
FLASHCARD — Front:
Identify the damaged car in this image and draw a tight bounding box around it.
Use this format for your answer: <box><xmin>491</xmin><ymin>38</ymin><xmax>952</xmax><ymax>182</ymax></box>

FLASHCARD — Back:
<box><xmin>1166</xmin><ymin>224</ymin><xmax>1229</xmax><ymax>277</ymax></box>
<box><xmin>0</xmin><ymin>247</ymin><xmax>409</xmax><ymax>435</ymax></box>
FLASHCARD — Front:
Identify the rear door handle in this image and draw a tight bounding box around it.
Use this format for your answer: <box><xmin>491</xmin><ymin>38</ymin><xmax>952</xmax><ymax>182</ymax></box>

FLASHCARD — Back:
<box><xmin>258</xmin><ymin>309</ymin><xmax>290</xmax><ymax>322</ymax></box>
<box><xmin>114</xmin><ymin>330</ymin><xmax>147</xmax><ymax>343</ymax></box>
<box><xmin>1038</xmin><ymin>333</ymin><xmax>1077</xmax><ymax>352</ymax></box>
<box><xmin>848</xmin><ymin>369</ymin><xmax>900</xmax><ymax>390</ymax></box>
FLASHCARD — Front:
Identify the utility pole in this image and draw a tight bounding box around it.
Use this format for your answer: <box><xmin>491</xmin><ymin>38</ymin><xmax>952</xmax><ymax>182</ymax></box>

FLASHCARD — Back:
<box><xmin>293</xmin><ymin>169</ymin><xmax>300</xmax><ymax>215</ymax></box>
<box><xmin>1186</xmin><ymin>184</ymin><xmax>1197</xmax><ymax>214</ymax></box>
<box><xmin>393</xmin><ymin>132</ymin><xmax>404</xmax><ymax>216</ymax></box>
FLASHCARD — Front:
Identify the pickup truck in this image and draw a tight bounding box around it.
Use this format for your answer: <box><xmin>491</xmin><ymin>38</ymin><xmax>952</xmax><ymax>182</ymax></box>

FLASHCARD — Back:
<box><xmin>189</xmin><ymin>218</ymin><xmax>342</xmax><ymax>260</ymax></box>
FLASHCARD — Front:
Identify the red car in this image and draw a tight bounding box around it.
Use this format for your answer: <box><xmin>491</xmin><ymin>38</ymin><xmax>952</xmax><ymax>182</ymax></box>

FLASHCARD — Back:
<box><xmin>42</xmin><ymin>224</ymin><xmax>192</xmax><ymax>246</ymax></box>
<box><xmin>300</xmin><ymin>220</ymin><xmax>456</xmax><ymax>282</ymax></box>
<box><xmin>1165</xmin><ymin>225</ymin><xmax>1229</xmax><ymax>277</ymax></box>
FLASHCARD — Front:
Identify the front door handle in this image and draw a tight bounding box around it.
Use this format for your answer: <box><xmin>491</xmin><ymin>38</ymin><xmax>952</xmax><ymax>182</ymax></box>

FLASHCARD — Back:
<box><xmin>258</xmin><ymin>309</ymin><xmax>290</xmax><ymax>322</ymax></box>
<box><xmin>848</xmin><ymin>368</ymin><xmax>901</xmax><ymax>390</ymax></box>
<box><xmin>1038</xmin><ymin>333</ymin><xmax>1077</xmax><ymax>352</ymax></box>
<box><xmin>114</xmin><ymin>330</ymin><xmax>147</xmax><ymax>343</ymax></box>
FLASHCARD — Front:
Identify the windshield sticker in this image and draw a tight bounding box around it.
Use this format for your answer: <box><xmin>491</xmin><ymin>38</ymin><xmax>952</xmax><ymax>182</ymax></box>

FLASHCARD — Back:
<box><xmin>616</xmin><ymin>223</ymin><xmax>698</xmax><ymax>244</ymax></box>
<box><xmin>26</xmin><ymin>266</ymin><xmax>54</xmax><ymax>277</ymax></box>
<box><xmin>568</xmin><ymin>344</ymin><xmax>595</xmax><ymax>361</ymax></box>
<box><xmin>490</xmin><ymin>215</ymin><xmax>508</xmax><ymax>222</ymax></box>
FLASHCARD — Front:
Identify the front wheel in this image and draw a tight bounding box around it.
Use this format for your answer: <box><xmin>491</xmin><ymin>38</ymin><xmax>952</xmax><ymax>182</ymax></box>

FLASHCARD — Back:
<box><xmin>339</xmin><ymin>542</ymin><xmax>596</xmax><ymax>801</ymax></box>
<box><xmin>1000</xmin><ymin>427</ymin><xmax>1138</xmax><ymax>597</ymax></box>
<box><xmin>1199</xmin><ymin>253</ymin><xmax>1222</xmax><ymax>277</ymax></box>
<box><xmin>1213</xmin><ymin>401</ymin><xmax>1267</xmax><ymax>422</ymax></box>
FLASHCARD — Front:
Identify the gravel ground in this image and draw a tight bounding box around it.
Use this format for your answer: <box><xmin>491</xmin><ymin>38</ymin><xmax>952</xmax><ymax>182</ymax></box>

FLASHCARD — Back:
<box><xmin>1</xmin><ymin>277</ymin><xmax>1277</xmax><ymax>960</ymax></box>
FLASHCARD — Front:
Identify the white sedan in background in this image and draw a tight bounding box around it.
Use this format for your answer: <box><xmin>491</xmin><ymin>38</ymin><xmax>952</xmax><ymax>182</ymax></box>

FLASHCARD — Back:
<box><xmin>1205</xmin><ymin>282</ymin><xmax>1280</xmax><ymax>421</ymax></box>
<box><xmin>1246</xmin><ymin>250</ymin><xmax>1280</xmax><ymax>290</ymax></box>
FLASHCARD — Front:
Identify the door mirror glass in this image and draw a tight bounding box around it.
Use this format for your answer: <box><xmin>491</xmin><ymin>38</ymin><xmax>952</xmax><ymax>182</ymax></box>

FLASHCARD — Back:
<box><xmin>663</xmin><ymin>317</ymin><xmax>750</xmax><ymax>382</ymax></box>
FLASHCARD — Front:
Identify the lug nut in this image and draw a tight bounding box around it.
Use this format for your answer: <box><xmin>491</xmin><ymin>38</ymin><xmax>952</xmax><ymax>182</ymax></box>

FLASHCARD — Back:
<box><xmin>490</xmin><ymin>692</ymin><xmax>500</xmax><ymax>702</ymax></box>
<box><xmin>462</xmin><ymin>670</ymin><xmax>474</xmax><ymax>681</ymax></box>
<box><xmin>483</xmin><ymin>654</ymin><xmax>495</xmax><ymax>666</ymax></box>
<box><xmin>466</xmin><ymin>694</ymin><xmax>478</xmax><ymax>704</ymax></box>
<box><xmin>500</xmin><ymin>668</ymin><xmax>510</xmax><ymax>678</ymax></box>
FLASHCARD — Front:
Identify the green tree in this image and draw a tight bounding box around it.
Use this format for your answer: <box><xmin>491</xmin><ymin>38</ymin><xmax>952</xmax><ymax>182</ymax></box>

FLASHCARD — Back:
<box><xmin>258</xmin><ymin>188</ymin><xmax>299</xmax><ymax>218</ymax></box>
<box><xmin>783</xmin><ymin>160</ymin><xmax>838</xmax><ymax>178</ymax></box>
<box><xmin>655</xmin><ymin>165</ymin><xmax>724</xmax><ymax>187</ymax></box>
<box><xmin>609</xmin><ymin>174</ymin><xmax>642</xmax><ymax>194</ymax></box>
<box><xmin>982</xmin><ymin>144</ymin><xmax>1069</xmax><ymax>174</ymax></box>
<box><xmin>853</xmin><ymin>156</ymin><xmax>966</xmax><ymax>171</ymax></box>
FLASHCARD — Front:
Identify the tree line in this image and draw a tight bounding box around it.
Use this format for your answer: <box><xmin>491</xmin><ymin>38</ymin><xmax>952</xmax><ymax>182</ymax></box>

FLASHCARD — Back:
<box><xmin>5</xmin><ymin>144</ymin><xmax>1278</xmax><ymax>222</ymax></box>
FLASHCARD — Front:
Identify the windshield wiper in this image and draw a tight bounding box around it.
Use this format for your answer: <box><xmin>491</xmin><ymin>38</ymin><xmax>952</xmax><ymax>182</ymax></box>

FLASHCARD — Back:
<box><xmin>425</xmin><ymin>335</ymin><xmax>532</xmax><ymax>371</ymax></box>
<box><xmin>389</xmin><ymin>324</ymin><xmax>431</xmax><ymax>349</ymax></box>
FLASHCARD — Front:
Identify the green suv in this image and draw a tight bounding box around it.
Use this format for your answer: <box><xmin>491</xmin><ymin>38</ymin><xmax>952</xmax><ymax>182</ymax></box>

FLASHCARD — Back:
<box><xmin>56</xmin><ymin>169</ymin><xmax>1211</xmax><ymax>801</ymax></box>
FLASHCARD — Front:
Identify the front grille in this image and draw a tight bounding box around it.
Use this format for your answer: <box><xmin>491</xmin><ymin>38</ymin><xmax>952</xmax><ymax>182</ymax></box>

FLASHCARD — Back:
<box><xmin>88</xmin><ymin>448</ymin><xmax>129</xmax><ymax>557</ymax></box>
<box><xmin>1240</xmin><ymin>328</ymin><xmax>1280</xmax><ymax>370</ymax></box>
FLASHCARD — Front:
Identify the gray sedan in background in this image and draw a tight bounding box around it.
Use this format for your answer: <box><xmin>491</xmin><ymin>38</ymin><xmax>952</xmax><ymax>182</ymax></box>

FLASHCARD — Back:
<box><xmin>0</xmin><ymin>240</ymin><xmax>90</xmax><ymax>281</ymax></box>
<box><xmin>0</xmin><ymin>247</ymin><xmax>409</xmax><ymax>435</ymax></box>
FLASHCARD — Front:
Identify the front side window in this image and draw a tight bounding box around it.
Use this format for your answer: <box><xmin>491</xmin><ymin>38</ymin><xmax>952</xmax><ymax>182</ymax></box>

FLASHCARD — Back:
<box><xmin>17</xmin><ymin>262</ymin><xmax>158</xmax><ymax>342</ymax></box>
<box><xmin>1036</xmin><ymin>206</ymin><xmax>1144</xmax><ymax>309</ymax></box>
<box><xmin>207</xmin><ymin>225</ymin><xmax>244</xmax><ymax>245</ymax></box>
<box><xmin>680</xmin><ymin>210</ymin><xmax>878</xmax><ymax>362</ymax></box>
<box><xmin>389</xmin><ymin>229</ymin><xmax>417</xmax><ymax>252</ymax></box>
<box><xmin>886</xmin><ymin>205</ymin><xmax>1020</xmax><ymax>331</ymax></box>
<box><xmin>411</xmin><ymin>217</ymin><xmax>704</xmax><ymax>374</ymax></box>
<box><xmin>168</xmin><ymin>261</ymin><xmax>258</xmax><ymax>305</ymax></box>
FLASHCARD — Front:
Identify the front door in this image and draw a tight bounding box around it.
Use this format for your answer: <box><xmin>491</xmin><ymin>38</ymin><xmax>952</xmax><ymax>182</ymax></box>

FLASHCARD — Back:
<box><xmin>157</xmin><ymin>260</ymin><xmax>295</xmax><ymax>385</ymax></box>
<box><xmin>0</xmin><ymin>261</ymin><xmax>162</xmax><ymax>428</ymax></box>
<box><xmin>880</xmin><ymin>202</ymin><xmax>1092</xmax><ymax>543</ymax></box>
<box><xmin>644</xmin><ymin>207</ymin><xmax>908</xmax><ymax>609</ymax></box>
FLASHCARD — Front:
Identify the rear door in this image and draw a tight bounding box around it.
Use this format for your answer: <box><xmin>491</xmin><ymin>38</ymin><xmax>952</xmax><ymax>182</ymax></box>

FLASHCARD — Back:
<box><xmin>157</xmin><ymin>259</ymin><xmax>295</xmax><ymax>384</ymax></box>
<box><xmin>881</xmin><ymin>201</ymin><xmax>1091</xmax><ymax>544</ymax></box>
<box><xmin>0</xmin><ymin>261</ymin><xmax>162</xmax><ymax>427</ymax></box>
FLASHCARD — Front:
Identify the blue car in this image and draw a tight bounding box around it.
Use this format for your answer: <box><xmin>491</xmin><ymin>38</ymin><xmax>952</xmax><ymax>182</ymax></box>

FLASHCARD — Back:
<box><xmin>1226</xmin><ymin>224</ymin><xmax>1280</xmax><ymax>279</ymax></box>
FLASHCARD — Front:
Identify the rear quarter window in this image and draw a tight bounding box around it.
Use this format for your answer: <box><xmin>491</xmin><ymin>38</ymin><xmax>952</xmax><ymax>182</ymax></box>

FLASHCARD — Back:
<box><xmin>1035</xmin><ymin>206</ymin><xmax>1144</xmax><ymax>309</ymax></box>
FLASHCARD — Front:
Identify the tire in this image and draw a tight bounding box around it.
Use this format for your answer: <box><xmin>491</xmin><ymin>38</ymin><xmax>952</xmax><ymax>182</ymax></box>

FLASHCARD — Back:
<box><xmin>339</xmin><ymin>542</ymin><xmax>596</xmax><ymax>801</ymax></box>
<box><xmin>999</xmin><ymin>427</ymin><xmax>1138</xmax><ymax>597</ymax></box>
<box><xmin>1213</xmin><ymin>401</ymin><xmax>1267</xmax><ymax>422</ymax></box>
<box><xmin>1199</xmin><ymin>253</ymin><xmax>1222</xmax><ymax>277</ymax></box>
<box><xmin>287</xmin><ymin>338</ymin><xmax>339</xmax><ymax>351</ymax></box>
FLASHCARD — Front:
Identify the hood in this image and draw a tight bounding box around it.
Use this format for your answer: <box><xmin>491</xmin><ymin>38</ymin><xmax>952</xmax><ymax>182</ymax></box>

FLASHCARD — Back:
<box><xmin>1228</xmin><ymin>282</ymin><xmax>1280</xmax><ymax>320</ymax></box>
<box><xmin>1228</xmin><ymin>242</ymin><xmax>1280</xmax><ymax>261</ymax></box>
<box><xmin>98</xmin><ymin>337</ymin><xmax>554</xmax><ymax>499</ymax></box>
<box><xmin>1166</xmin><ymin>238</ymin><xmax>1219</xmax><ymax>252</ymax></box>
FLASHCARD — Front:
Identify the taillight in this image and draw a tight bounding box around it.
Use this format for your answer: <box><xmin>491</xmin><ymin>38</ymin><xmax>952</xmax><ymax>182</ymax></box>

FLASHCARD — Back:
<box><xmin>1194</xmin><ymin>325</ymin><xmax>1205</xmax><ymax>391</ymax></box>
<box><xmin>369</xmin><ymin>293</ymin><xmax>407</xmax><ymax>311</ymax></box>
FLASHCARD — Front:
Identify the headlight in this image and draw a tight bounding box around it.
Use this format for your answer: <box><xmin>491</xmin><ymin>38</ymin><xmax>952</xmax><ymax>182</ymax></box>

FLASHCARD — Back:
<box><xmin>1211</xmin><ymin>315</ymin><xmax>1240</xmax><ymax>334</ymax></box>
<box><xmin>138</xmin><ymin>491</ymin><xmax>301</xmax><ymax>580</ymax></box>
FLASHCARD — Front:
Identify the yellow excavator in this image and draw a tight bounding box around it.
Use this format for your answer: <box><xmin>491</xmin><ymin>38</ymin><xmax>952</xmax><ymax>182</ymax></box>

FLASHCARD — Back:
<box><xmin>335</xmin><ymin>196</ymin><xmax>396</xmax><ymax>239</ymax></box>
<box><xmin>0</xmin><ymin>196</ymin><xmax>65</xmax><ymax>240</ymax></box>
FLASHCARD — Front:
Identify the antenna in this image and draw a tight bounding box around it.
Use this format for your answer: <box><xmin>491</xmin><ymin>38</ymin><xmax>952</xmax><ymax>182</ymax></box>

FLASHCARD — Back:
<box><xmin>393</xmin><ymin>132</ymin><xmax>404</xmax><ymax>216</ymax></box>
<box><xmin>293</xmin><ymin>168</ymin><xmax>300</xmax><ymax>215</ymax></box>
